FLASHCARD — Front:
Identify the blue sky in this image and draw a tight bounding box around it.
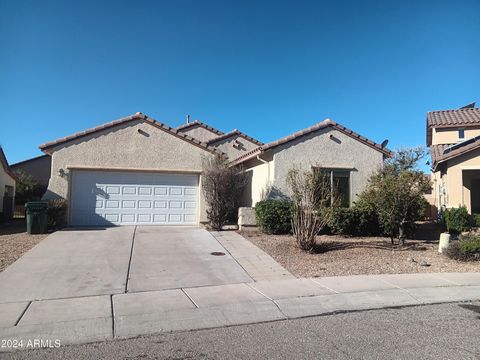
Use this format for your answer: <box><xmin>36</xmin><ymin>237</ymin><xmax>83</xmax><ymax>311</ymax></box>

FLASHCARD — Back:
<box><xmin>1</xmin><ymin>0</ymin><xmax>479</xmax><ymax>165</ymax></box>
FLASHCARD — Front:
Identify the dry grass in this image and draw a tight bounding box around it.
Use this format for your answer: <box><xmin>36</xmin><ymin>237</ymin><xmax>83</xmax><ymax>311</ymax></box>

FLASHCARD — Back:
<box><xmin>0</xmin><ymin>220</ymin><xmax>49</xmax><ymax>272</ymax></box>
<box><xmin>241</xmin><ymin>223</ymin><xmax>480</xmax><ymax>277</ymax></box>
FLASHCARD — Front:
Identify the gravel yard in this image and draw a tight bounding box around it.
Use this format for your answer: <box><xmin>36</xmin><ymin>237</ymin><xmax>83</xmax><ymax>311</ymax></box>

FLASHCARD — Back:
<box><xmin>0</xmin><ymin>220</ymin><xmax>49</xmax><ymax>272</ymax></box>
<box><xmin>241</xmin><ymin>228</ymin><xmax>480</xmax><ymax>277</ymax></box>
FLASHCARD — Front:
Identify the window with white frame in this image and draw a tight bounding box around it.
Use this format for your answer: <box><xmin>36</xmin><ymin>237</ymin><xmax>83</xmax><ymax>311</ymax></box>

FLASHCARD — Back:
<box><xmin>458</xmin><ymin>128</ymin><xmax>465</xmax><ymax>140</ymax></box>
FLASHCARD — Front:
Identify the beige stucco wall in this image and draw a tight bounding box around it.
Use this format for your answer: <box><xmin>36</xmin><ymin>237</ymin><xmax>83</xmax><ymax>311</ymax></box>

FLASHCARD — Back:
<box><xmin>11</xmin><ymin>155</ymin><xmax>51</xmax><ymax>187</ymax></box>
<box><xmin>430</xmin><ymin>170</ymin><xmax>444</xmax><ymax>211</ymax></box>
<box><xmin>436</xmin><ymin>147</ymin><xmax>480</xmax><ymax>213</ymax></box>
<box><xmin>240</xmin><ymin>127</ymin><xmax>384</xmax><ymax>207</ymax></box>
<box><xmin>0</xmin><ymin>168</ymin><xmax>15</xmax><ymax>213</ymax></box>
<box><xmin>432</xmin><ymin>127</ymin><xmax>480</xmax><ymax>145</ymax></box>
<box><xmin>270</xmin><ymin>127</ymin><xmax>384</xmax><ymax>204</ymax></box>
<box><xmin>43</xmin><ymin>120</ymin><xmax>214</xmax><ymax>222</ymax></box>
<box><xmin>211</xmin><ymin>135</ymin><xmax>259</xmax><ymax>160</ymax></box>
<box><xmin>179</xmin><ymin>125</ymin><xmax>220</xmax><ymax>142</ymax></box>
<box><xmin>241</xmin><ymin>155</ymin><xmax>275</xmax><ymax>207</ymax></box>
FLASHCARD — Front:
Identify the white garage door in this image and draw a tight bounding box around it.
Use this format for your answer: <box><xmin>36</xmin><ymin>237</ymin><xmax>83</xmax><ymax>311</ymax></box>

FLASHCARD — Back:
<box><xmin>70</xmin><ymin>170</ymin><xmax>199</xmax><ymax>226</ymax></box>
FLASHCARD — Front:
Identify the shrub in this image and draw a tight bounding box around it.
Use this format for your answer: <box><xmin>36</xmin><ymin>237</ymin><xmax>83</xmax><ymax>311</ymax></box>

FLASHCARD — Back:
<box><xmin>201</xmin><ymin>155</ymin><xmax>247</xmax><ymax>230</ymax></box>
<box><xmin>444</xmin><ymin>206</ymin><xmax>470</xmax><ymax>235</ymax></box>
<box><xmin>287</xmin><ymin>168</ymin><xmax>334</xmax><ymax>251</ymax></box>
<box><xmin>13</xmin><ymin>169</ymin><xmax>46</xmax><ymax>205</ymax></box>
<box><xmin>471</xmin><ymin>213</ymin><xmax>480</xmax><ymax>228</ymax></box>
<box><xmin>445</xmin><ymin>234</ymin><xmax>480</xmax><ymax>261</ymax></box>
<box><xmin>255</xmin><ymin>199</ymin><xmax>292</xmax><ymax>234</ymax></box>
<box><xmin>357</xmin><ymin>147</ymin><xmax>430</xmax><ymax>245</ymax></box>
<box><xmin>327</xmin><ymin>203</ymin><xmax>380</xmax><ymax>237</ymax></box>
<box><xmin>47</xmin><ymin>199</ymin><xmax>68</xmax><ymax>229</ymax></box>
<box><xmin>326</xmin><ymin>207</ymin><xmax>356</xmax><ymax>236</ymax></box>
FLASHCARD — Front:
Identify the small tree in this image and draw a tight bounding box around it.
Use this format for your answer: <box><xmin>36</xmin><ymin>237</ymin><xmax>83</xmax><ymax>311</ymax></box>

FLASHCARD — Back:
<box><xmin>202</xmin><ymin>155</ymin><xmax>247</xmax><ymax>230</ymax></box>
<box><xmin>12</xmin><ymin>169</ymin><xmax>46</xmax><ymax>205</ymax></box>
<box><xmin>287</xmin><ymin>168</ymin><xmax>335</xmax><ymax>252</ymax></box>
<box><xmin>359</xmin><ymin>147</ymin><xmax>431</xmax><ymax>245</ymax></box>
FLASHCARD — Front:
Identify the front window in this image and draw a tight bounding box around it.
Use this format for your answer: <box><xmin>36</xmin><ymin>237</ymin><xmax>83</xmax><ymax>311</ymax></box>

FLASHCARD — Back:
<box><xmin>313</xmin><ymin>168</ymin><xmax>351</xmax><ymax>207</ymax></box>
<box><xmin>459</xmin><ymin>128</ymin><xmax>465</xmax><ymax>140</ymax></box>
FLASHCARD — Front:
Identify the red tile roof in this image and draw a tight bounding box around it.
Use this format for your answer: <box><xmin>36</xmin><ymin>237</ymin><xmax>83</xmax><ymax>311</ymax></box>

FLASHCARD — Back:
<box><xmin>176</xmin><ymin>120</ymin><xmax>224</xmax><ymax>136</ymax></box>
<box><xmin>207</xmin><ymin>129</ymin><xmax>263</xmax><ymax>146</ymax></box>
<box><xmin>230</xmin><ymin>119</ymin><xmax>391</xmax><ymax>166</ymax></box>
<box><xmin>430</xmin><ymin>144</ymin><xmax>452</xmax><ymax>164</ymax></box>
<box><xmin>39</xmin><ymin>113</ymin><xmax>224</xmax><ymax>155</ymax></box>
<box><xmin>426</xmin><ymin>107</ymin><xmax>480</xmax><ymax>145</ymax></box>
<box><xmin>427</xmin><ymin>108</ymin><xmax>480</xmax><ymax>128</ymax></box>
<box><xmin>431</xmin><ymin>138</ymin><xmax>480</xmax><ymax>170</ymax></box>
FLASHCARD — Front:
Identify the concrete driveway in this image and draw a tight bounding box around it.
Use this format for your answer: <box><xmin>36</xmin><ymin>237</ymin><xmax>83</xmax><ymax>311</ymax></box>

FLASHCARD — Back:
<box><xmin>0</xmin><ymin>226</ymin><xmax>252</xmax><ymax>303</ymax></box>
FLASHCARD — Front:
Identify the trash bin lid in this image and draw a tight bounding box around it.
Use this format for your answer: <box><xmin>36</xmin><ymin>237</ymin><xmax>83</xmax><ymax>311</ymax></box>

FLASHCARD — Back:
<box><xmin>25</xmin><ymin>201</ymin><xmax>48</xmax><ymax>210</ymax></box>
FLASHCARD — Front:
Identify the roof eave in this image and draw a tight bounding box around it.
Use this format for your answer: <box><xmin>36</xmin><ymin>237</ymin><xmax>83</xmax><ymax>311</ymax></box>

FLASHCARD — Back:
<box><xmin>207</xmin><ymin>130</ymin><xmax>263</xmax><ymax>146</ymax></box>
<box><xmin>229</xmin><ymin>120</ymin><xmax>391</xmax><ymax>165</ymax></box>
<box><xmin>39</xmin><ymin>114</ymin><xmax>225</xmax><ymax>157</ymax></box>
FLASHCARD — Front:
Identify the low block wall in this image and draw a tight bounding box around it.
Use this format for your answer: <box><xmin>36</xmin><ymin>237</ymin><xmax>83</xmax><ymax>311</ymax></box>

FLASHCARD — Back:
<box><xmin>238</xmin><ymin>207</ymin><xmax>257</xmax><ymax>230</ymax></box>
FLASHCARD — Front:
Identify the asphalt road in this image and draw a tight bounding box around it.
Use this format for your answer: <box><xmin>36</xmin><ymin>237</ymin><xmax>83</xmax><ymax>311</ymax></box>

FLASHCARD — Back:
<box><xmin>4</xmin><ymin>302</ymin><xmax>480</xmax><ymax>360</ymax></box>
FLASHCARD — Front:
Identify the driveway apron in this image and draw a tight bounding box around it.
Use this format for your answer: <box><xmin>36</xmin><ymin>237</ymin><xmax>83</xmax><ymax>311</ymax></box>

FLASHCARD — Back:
<box><xmin>126</xmin><ymin>226</ymin><xmax>252</xmax><ymax>292</ymax></box>
<box><xmin>0</xmin><ymin>227</ymin><xmax>134</xmax><ymax>303</ymax></box>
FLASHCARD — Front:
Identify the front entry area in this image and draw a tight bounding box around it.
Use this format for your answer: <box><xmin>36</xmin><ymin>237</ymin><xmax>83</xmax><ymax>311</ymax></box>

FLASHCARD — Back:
<box><xmin>70</xmin><ymin>170</ymin><xmax>199</xmax><ymax>226</ymax></box>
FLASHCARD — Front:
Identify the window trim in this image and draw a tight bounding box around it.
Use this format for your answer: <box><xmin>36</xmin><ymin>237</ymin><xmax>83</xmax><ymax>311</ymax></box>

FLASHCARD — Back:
<box><xmin>458</xmin><ymin>128</ymin><xmax>465</xmax><ymax>140</ymax></box>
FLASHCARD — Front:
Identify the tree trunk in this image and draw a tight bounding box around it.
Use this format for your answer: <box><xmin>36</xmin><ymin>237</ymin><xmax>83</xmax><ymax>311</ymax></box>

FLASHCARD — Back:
<box><xmin>398</xmin><ymin>220</ymin><xmax>406</xmax><ymax>246</ymax></box>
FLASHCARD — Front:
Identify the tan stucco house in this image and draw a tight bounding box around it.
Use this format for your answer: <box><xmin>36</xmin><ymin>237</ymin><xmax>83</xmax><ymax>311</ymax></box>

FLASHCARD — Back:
<box><xmin>0</xmin><ymin>146</ymin><xmax>16</xmax><ymax>220</ymax></box>
<box><xmin>39</xmin><ymin>112</ymin><xmax>390</xmax><ymax>226</ymax></box>
<box><xmin>428</xmin><ymin>103</ymin><xmax>480</xmax><ymax>214</ymax></box>
<box><xmin>233</xmin><ymin>120</ymin><xmax>391</xmax><ymax>207</ymax></box>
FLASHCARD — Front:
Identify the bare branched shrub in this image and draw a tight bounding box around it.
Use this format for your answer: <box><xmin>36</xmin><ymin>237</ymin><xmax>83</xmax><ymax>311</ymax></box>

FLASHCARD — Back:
<box><xmin>47</xmin><ymin>199</ymin><xmax>68</xmax><ymax>229</ymax></box>
<box><xmin>287</xmin><ymin>168</ymin><xmax>337</xmax><ymax>251</ymax></box>
<box><xmin>202</xmin><ymin>155</ymin><xmax>247</xmax><ymax>230</ymax></box>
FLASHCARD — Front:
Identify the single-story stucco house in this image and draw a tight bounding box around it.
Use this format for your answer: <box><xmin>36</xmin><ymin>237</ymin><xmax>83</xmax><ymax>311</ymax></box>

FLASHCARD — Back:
<box><xmin>0</xmin><ymin>146</ymin><xmax>16</xmax><ymax>220</ymax></box>
<box><xmin>39</xmin><ymin>112</ymin><xmax>390</xmax><ymax>226</ymax></box>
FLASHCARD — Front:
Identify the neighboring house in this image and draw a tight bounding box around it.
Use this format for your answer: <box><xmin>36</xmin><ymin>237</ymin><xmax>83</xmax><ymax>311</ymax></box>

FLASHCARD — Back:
<box><xmin>232</xmin><ymin>119</ymin><xmax>391</xmax><ymax>207</ymax></box>
<box><xmin>11</xmin><ymin>154</ymin><xmax>52</xmax><ymax>187</ymax></box>
<box><xmin>39</xmin><ymin>112</ymin><xmax>389</xmax><ymax>226</ymax></box>
<box><xmin>0</xmin><ymin>146</ymin><xmax>16</xmax><ymax>220</ymax></box>
<box><xmin>427</xmin><ymin>103</ymin><xmax>480</xmax><ymax>214</ymax></box>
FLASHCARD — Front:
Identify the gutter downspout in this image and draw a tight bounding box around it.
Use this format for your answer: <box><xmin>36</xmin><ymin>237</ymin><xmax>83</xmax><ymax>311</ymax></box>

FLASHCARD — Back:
<box><xmin>256</xmin><ymin>154</ymin><xmax>270</xmax><ymax>182</ymax></box>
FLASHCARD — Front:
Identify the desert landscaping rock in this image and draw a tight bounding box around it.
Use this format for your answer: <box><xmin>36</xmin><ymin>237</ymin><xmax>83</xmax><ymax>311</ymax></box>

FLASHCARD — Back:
<box><xmin>241</xmin><ymin>231</ymin><xmax>480</xmax><ymax>277</ymax></box>
<box><xmin>0</xmin><ymin>221</ymin><xmax>48</xmax><ymax>272</ymax></box>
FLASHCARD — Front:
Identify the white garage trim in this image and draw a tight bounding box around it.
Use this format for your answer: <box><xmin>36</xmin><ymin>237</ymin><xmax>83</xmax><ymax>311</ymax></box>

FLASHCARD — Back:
<box><xmin>67</xmin><ymin>165</ymin><xmax>202</xmax><ymax>174</ymax></box>
<box><xmin>69</xmin><ymin>170</ymin><xmax>200</xmax><ymax>226</ymax></box>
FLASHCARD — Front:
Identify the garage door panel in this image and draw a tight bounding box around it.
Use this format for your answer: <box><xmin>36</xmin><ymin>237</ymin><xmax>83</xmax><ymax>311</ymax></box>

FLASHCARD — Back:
<box><xmin>122</xmin><ymin>187</ymin><xmax>137</xmax><ymax>195</ymax></box>
<box><xmin>154</xmin><ymin>200</ymin><xmax>167</xmax><ymax>208</ymax></box>
<box><xmin>71</xmin><ymin>171</ymin><xmax>199</xmax><ymax>226</ymax></box>
<box><xmin>154</xmin><ymin>187</ymin><xmax>168</xmax><ymax>196</ymax></box>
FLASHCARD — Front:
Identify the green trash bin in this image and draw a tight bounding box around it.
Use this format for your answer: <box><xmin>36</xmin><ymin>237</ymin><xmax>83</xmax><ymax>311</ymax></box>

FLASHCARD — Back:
<box><xmin>25</xmin><ymin>201</ymin><xmax>48</xmax><ymax>234</ymax></box>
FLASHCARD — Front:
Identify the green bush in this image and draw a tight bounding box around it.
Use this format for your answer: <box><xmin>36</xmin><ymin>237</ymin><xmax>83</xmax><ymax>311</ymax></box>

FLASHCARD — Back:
<box><xmin>327</xmin><ymin>203</ymin><xmax>380</xmax><ymax>237</ymax></box>
<box><xmin>470</xmin><ymin>213</ymin><xmax>480</xmax><ymax>228</ymax></box>
<box><xmin>445</xmin><ymin>234</ymin><xmax>480</xmax><ymax>261</ymax></box>
<box><xmin>47</xmin><ymin>199</ymin><xmax>68</xmax><ymax>229</ymax></box>
<box><xmin>327</xmin><ymin>207</ymin><xmax>356</xmax><ymax>236</ymax></box>
<box><xmin>444</xmin><ymin>206</ymin><xmax>470</xmax><ymax>235</ymax></box>
<box><xmin>255</xmin><ymin>199</ymin><xmax>292</xmax><ymax>234</ymax></box>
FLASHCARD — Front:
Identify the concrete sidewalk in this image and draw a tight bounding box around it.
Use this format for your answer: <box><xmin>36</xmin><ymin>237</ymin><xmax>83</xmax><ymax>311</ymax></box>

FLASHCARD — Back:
<box><xmin>1</xmin><ymin>272</ymin><xmax>479</xmax><ymax>351</ymax></box>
